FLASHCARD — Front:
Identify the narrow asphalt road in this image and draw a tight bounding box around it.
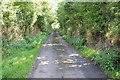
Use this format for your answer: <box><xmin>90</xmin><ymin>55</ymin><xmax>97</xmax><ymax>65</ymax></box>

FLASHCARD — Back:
<box><xmin>29</xmin><ymin>30</ymin><xmax>108</xmax><ymax>78</ymax></box>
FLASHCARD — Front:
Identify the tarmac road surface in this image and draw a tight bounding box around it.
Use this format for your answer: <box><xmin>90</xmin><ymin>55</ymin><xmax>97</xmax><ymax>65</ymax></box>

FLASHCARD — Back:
<box><xmin>29</xmin><ymin>30</ymin><xmax>108</xmax><ymax>78</ymax></box>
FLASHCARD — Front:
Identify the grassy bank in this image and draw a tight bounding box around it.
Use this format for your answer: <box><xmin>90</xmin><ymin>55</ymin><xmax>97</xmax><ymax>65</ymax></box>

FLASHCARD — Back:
<box><xmin>59</xmin><ymin>31</ymin><xmax>120</xmax><ymax>78</ymax></box>
<box><xmin>2</xmin><ymin>32</ymin><xmax>49</xmax><ymax>78</ymax></box>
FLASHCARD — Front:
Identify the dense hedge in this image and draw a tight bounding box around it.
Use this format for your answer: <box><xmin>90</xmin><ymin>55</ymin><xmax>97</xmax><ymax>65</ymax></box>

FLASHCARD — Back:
<box><xmin>1</xmin><ymin>2</ymin><xmax>55</xmax><ymax>53</ymax></box>
<box><xmin>57</xmin><ymin>2</ymin><xmax>120</xmax><ymax>48</ymax></box>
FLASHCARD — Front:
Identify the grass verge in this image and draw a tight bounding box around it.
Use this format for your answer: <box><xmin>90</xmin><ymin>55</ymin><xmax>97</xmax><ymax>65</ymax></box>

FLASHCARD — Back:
<box><xmin>59</xmin><ymin>31</ymin><xmax>120</xmax><ymax>79</ymax></box>
<box><xmin>2</xmin><ymin>32</ymin><xmax>49</xmax><ymax>78</ymax></box>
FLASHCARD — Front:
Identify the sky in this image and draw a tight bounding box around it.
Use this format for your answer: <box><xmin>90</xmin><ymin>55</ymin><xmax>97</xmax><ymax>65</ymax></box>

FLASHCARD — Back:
<box><xmin>46</xmin><ymin>0</ymin><xmax>63</xmax><ymax>12</ymax></box>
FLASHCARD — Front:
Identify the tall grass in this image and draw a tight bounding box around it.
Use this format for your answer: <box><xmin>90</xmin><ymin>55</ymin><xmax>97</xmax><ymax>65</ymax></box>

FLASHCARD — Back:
<box><xmin>2</xmin><ymin>32</ymin><xmax>49</xmax><ymax>78</ymax></box>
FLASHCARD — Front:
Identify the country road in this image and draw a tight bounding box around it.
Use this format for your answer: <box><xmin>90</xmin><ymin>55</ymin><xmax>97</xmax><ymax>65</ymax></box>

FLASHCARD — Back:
<box><xmin>29</xmin><ymin>30</ymin><xmax>108</xmax><ymax>78</ymax></box>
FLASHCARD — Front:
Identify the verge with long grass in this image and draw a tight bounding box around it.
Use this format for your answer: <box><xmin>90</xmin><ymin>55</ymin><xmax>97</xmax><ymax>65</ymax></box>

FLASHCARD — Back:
<box><xmin>2</xmin><ymin>32</ymin><xmax>49</xmax><ymax>78</ymax></box>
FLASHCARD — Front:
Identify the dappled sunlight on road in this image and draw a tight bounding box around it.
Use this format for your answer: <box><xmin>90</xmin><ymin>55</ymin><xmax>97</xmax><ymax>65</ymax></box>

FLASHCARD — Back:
<box><xmin>30</xmin><ymin>30</ymin><xmax>108</xmax><ymax>78</ymax></box>
<box><xmin>55</xmin><ymin>49</ymin><xmax>65</xmax><ymax>51</ymax></box>
<box><xmin>62</xmin><ymin>59</ymin><xmax>76</xmax><ymax>64</ymax></box>
<box><xmin>43</xmin><ymin>43</ymin><xmax>64</xmax><ymax>47</ymax></box>
<box><xmin>69</xmin><ymin>54</ymin><xmax>79</xmax><ymax>57</ymax></box>
<box><xmin>37</xmin><ymin>57</ymin><xmax>46</xmax><ymax>60</ymax></box>
<box><xmin>68</xmin><ymin>64</ymin><xmax>77</xmax><ymax>68</ymax></box>
<box><xmin>53</xmin><ymin>60</ymin><xmax>60</xmax><ymax>64</ymax></box>
<box><xmin>36</xmin><ymin>54</ymin><xmax>91</xmax><ymax>70</ymax></box>
<box><xmin>39</xmin><ymin>61</ymin><xmax>50</xmax><ymax>66</ymax></box>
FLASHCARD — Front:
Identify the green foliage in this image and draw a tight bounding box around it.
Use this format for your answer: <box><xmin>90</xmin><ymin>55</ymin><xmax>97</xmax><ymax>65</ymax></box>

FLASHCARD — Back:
<box><xmin>1</xmin><ymin>1</ymin><xmax>54</xmax><ymax>50</ymax></box>
<box><xmin>57</xmin><ymin>2</ymin><xmax>119</xmax><ymax>44</ymax></box>
<box><xmin>34</xmin><ymin>2</ymin><xmax>55</xmax><ymax>31</ymax></box>
<box><xmin>2</xmin><ymin>32</ymin><xmax>48</xmax><ymax>78</ymax></box>
<box><xmin>3</xmin><ymin>32</ymin><xmax>48</xmax><ymax>57</ymax></box>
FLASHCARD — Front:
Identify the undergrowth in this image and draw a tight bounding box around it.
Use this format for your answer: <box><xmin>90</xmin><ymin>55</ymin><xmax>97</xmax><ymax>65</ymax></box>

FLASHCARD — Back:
<box><xmin>59</xmin><ymin>31</ymin><xmax>120</xmax><ymax>79</ymax></box>
<box><xmin>2</xmin><ymin>32</ymin><xmax>49</xmax><ymax>78</ymax></box>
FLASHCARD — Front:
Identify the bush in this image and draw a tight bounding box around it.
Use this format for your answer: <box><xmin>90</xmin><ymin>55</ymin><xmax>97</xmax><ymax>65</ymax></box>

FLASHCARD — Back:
<box><xmin>4</xmin><ymin>32</ymin><xmax>47</xmax><ymax>56</ymax></box>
